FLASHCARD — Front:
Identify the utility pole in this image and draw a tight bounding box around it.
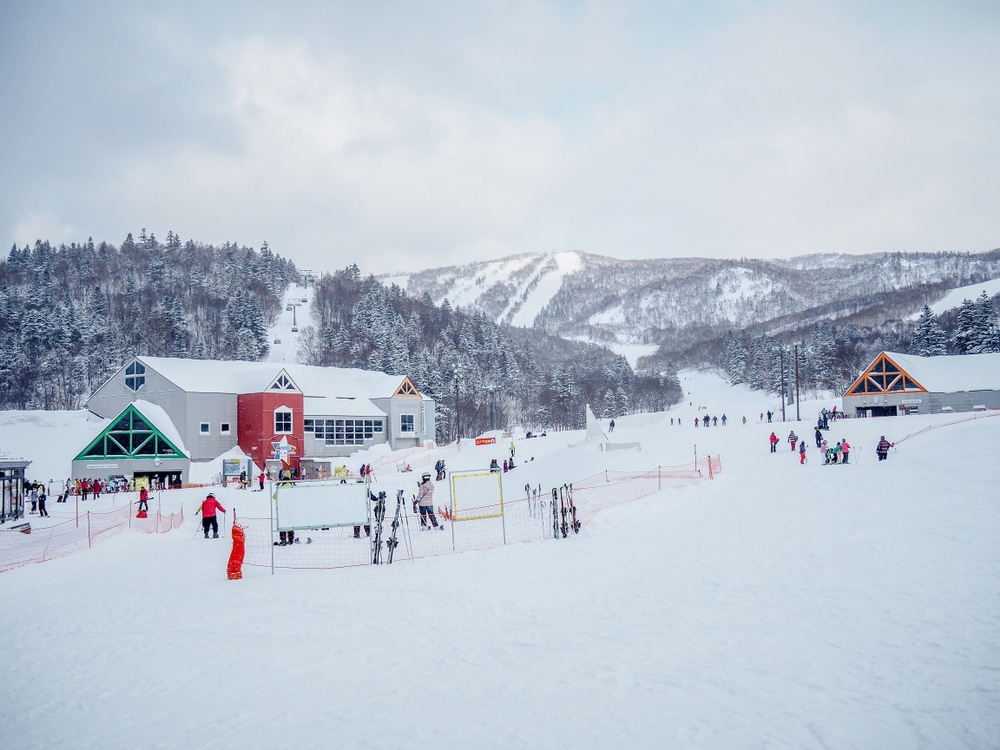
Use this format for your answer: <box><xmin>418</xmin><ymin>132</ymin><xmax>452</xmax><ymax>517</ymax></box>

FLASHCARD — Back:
<box><xmin>794</xmin><ymin>343</ymin><xmax>801</xmax><ymax>422</ymax></box>
<box><xmin>780</xmin><ymin>347</ymin><xmax>786</xmax><ymax>422</ymax></box>
<box><xmin>454</xmin><ymin>376</ymin><xmax>461</xmax><ymax>443</ymax></box>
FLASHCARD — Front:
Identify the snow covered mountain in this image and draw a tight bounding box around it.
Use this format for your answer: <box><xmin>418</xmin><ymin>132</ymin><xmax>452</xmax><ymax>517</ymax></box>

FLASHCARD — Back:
<box><xmin>384</xmin><ymin>249</ymin><xmax>1000</xmax><ymax>357</ymax></box>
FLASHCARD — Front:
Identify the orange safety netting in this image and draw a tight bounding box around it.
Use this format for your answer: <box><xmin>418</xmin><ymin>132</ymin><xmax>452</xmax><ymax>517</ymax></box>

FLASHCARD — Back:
<box><xmin>227</xmin><ymin>524</ymin><xmax>246</xmax><ymax>580</ymax></box>
<box><xmin>0</xmin><ymin>504</ymin><xmax>187</xmax><ymax>574</ymax></box>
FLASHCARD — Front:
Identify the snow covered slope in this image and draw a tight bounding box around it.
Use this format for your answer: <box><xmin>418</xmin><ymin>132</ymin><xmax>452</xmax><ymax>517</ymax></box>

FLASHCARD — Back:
<box><xmin>265</xmin><ymin>282</ymin><xmax>314</xmax><ymax>364</ymax></box>
<box><xmin>385</xmin><ymin>250</ymin><xmax>1000</xmax><ymax>357</ymax></box>
<box><xmin>907</xmin><ymin>276</ymin><xmax>1000</xmax><ymax>320</ymax></box>
<box><xmin>1</xmin><ymin>373</ymin><xmax>999</xmax><ymax>749</ymax></box>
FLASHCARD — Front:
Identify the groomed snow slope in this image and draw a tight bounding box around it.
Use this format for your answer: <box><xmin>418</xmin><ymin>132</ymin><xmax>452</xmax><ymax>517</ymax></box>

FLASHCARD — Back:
<box><xmin>1</xmin><ymin>372</ymin><xmax>998</xmax><ymax>750</ymax></box>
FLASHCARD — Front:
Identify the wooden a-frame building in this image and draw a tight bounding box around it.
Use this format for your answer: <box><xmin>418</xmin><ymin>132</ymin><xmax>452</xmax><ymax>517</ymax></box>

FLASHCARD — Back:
<box><xmin>843</xmin><ymin>351</ymin><xmax>1000</xmax><ymax>417</ymax></box>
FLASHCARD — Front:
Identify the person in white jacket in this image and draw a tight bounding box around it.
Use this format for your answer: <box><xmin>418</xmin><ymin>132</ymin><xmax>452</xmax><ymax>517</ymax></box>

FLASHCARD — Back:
<box><xmin>415</xmin><ymin>474</ymin><xmax>443</xmax><ymax>530</ymax></box>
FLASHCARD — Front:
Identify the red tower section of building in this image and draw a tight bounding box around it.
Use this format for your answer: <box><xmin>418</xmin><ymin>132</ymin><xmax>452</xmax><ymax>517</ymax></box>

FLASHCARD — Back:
<box><xmin>237</xmin><ymin>391</ymin><xmax>304</xmax><ymax>477</ymax></box>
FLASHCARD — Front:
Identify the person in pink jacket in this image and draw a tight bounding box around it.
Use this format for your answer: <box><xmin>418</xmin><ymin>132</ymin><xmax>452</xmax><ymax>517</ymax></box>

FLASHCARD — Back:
<box><xmin>840</xmin><ymin>439</ymin><xmax>851</xmax><ymax>464</ymax></box>
<box><xmin>196</xmin><ymin>492</ymin><xmax>226</xmax><ymax>539</ymax></box>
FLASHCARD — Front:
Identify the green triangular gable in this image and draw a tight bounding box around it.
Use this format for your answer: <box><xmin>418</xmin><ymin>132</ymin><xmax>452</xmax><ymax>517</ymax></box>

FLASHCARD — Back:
<box><xmin>74</xmin><ymin>404</ymin><xmax>186</xmax><ymax>461</ymax></box>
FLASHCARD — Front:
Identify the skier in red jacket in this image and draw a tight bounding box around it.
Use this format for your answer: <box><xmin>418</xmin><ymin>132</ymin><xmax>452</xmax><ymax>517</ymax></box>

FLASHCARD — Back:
<box><xmin>196</xmin><ymin>492</ymin><xmax>227</xmax><ymax>538</ymax></box>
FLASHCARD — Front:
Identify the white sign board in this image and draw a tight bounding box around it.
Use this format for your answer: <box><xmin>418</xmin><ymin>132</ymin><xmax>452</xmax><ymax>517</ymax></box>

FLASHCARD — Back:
<box><xmin>275</xmin><ymin>481</ymin><xmax>369</xmax><ymax>530</ymax></box>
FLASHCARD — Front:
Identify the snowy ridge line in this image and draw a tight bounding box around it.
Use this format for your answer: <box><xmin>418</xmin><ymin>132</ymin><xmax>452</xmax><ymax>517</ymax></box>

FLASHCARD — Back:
<box><xmin>893</xmin><ymin>410</ymin><xmax>1000</xmax><ymax>447</ymax></box>
<box><xmin>0</xmin><ymin>504</ymin><xmax>186</xmax><ymax>574</ymax></box>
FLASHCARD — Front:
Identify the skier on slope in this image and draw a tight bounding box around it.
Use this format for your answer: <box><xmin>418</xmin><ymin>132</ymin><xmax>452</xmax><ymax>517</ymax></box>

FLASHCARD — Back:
<box><xmin>415</xmin><ymin>473</ymin><xmax>443</xmax><ymax>530</ymax></box>
<box><xmin>876</xmin><ymin>436</ymin><xmax>894</xmax><ymax>461</ymax></box>
<box><xmin>196</xmin><ymin>492</ymin><xmax>226</xmax><ymax>539</ymax></box>
<box><xmin>769</xmin><ymin>432</ymin><xmax>778</xmax><ymax>453</ymax></box>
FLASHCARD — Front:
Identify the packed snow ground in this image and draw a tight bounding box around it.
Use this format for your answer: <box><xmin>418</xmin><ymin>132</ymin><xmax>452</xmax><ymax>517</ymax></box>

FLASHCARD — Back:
<box><xmin>2</xmin><ymin>371</ymin><xmax>999</xmax><ymax>749</ymax></box>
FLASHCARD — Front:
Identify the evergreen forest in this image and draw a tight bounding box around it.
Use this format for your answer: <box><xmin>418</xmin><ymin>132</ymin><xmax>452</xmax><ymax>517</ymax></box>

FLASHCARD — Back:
<box><xmin>0</xmin><ymin>235</ymin><xmax>679</xmax><ymax>442</ymax></box>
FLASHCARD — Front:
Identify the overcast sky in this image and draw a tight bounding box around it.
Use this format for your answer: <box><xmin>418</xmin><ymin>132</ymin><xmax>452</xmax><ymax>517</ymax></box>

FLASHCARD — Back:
<box><xmin>2</xmin><ymin>1</ymin><xmax>998</xmax><ymax>275</ymax></box>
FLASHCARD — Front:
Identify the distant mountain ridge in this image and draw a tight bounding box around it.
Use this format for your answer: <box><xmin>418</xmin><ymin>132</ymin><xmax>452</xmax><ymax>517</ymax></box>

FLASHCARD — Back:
<box><xmin>384</xmin><ymin>249</ymin><xmax>1000</xmax><ymax>359</ymax></box>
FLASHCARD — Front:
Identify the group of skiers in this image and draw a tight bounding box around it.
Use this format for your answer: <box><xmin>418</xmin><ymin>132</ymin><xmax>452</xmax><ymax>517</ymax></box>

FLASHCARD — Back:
<box><xmin>68</xmin><ymin>477</ymin><xmax>104</xmax><ymax>501</ymax></box>
<box><xmin>358</xmin><ymin>463</ymin><xmax>374</xmax><ymax>483</ymax></box>
<box><xmin>771</xmin><ymin>430</ymin><xmax>893</xmax><ymax>463</ymax></box>
<box><xmin>693</xmin><ymin>414</ymin><xmax>728</xmax><ymax>427</ymax></box>
<box><xmin>24</xmin><ymin>481</ymin><xmax>50</xmax><ymax>517</ymax></box>
<box><xmin>818</xmin><ymin>438</ymin><xmax>851</xmax><ymax>464</ymax></box>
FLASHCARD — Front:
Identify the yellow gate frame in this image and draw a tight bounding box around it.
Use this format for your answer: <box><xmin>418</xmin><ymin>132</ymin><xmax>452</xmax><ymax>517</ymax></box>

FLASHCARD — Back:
<box><xmin>449</xmin><ymin>470</ymin><xmax>504</xmax><ymax>521</ymax></box>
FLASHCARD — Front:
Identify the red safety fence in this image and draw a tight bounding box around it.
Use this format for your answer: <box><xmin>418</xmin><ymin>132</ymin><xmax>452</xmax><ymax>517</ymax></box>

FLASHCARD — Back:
<box><xmin>893</xmin><ymin>410</ymin><xmax>1000</xmax><ymax>447</ymax></box>
<box><xmin>0</xmin><ymin>504</ymin><xmax>186</xmax><ymax>574</ymax></box>
<box><xmin>572</xmin><ymin>458</ymin><xmax>717</xmax><ymax>524</ymax></box>
<box><xmin>235</xmin><ymin>455</ymin><xmax>722</xmax><ymax>572</ymax></box>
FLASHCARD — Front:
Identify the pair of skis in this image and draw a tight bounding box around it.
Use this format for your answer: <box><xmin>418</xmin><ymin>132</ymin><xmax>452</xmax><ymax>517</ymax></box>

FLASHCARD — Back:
<box><xmin>370</xmin><ymin>491</ymin><xmax>387</xmax><ymax>564</ymax></box>
<box><xmin>384</xmin><ymin>490</ymin><xmax>404</xmax><ymax>564</ymax></box>
<box><xmin>554</xmin><ymin>484</ymin><xmax>581</xmax><ymax>539</ymax></box>
<box><xmin>374</xmin><ymin>490</ymin><xmax>410</xmax><ymax>564</ymax></box>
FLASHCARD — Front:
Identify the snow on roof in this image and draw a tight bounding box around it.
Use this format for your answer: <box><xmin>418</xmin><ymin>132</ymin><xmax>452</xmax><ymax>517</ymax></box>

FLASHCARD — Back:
<box><xmin>135</xmin><ymin>356</ymin><xmax>425</xmax><ymax>403</ymax></box>
<box><xmin>879</xmin><ymin>352</ymin><xmax>1000</xmax><ymax>393</ymax></box>
<box><xmin>132</xmin><ymin>399</ymin><xmax>190</xmax><ymax>457</ymax></box>
<box><xmin>303</xmin><ymin>396</ymin><xmax>386</xmax><ymax>418</ymax></box>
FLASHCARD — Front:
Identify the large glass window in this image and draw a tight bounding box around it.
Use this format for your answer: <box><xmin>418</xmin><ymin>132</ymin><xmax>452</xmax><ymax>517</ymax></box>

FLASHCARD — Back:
<box><xmin>274</xmin><ymin>410</ymin><xmax>292</xmax><ymax>433</ymax></box>
<box><xmin>400</xmin><ymin>414</ymin><xmax>414</xmax><ymax>433</ymax></box>
<box><xmin>306</xmin><ymin>418</ymin><xmax>383</xmax><ymax>445</ymax></box>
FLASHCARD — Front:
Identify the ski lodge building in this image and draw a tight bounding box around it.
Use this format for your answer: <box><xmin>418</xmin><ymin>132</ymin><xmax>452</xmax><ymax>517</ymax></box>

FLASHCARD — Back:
<box><xmin>72</xmin><ymin>356</ymin><xmax>435</xmax><ymax>485</ymax></box>
<box><xmin>842</xmin><ymin>351</ymin><xmax>1000</xmax><ymax>417</ymax></box>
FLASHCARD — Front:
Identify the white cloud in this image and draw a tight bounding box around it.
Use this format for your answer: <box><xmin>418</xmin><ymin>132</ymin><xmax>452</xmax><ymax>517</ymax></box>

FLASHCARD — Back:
<box><xmin>1</xmin><ymin>1</ymin><xmax>998</xmax><ymax>272</ymax></box>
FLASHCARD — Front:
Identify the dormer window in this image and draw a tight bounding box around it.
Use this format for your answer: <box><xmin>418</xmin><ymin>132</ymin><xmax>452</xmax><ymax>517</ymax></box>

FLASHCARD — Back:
<box><xmin>125</xmin><ymin>362</ymin><xmax>145</xmax><ymax>392</ymax></box>
<box><xmin>270</xmin><ymin>373</ymin><xmax>296</xmax><ymax>391</ymax></box>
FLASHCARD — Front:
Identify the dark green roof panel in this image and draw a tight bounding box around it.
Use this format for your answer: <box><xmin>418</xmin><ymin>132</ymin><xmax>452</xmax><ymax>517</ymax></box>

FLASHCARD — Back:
<box><xmin>74</xmin><ymin>404</ymin><xmax>185</xmax><ymax>461</ymax></box>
